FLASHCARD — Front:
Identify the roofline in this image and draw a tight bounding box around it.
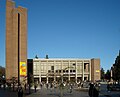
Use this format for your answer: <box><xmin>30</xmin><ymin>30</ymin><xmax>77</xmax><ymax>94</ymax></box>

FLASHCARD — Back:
<box><xmin>33</xmin><ymin>58</ymin><xmax>91</xmax><ymax>61</ymax></box>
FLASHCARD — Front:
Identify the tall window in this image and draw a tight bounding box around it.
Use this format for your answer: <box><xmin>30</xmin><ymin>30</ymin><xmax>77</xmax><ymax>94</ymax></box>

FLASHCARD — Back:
<box><xmin>51</xmin><ymin>66</ymin><xmax>54</xmax><ymax>71</ymax></box>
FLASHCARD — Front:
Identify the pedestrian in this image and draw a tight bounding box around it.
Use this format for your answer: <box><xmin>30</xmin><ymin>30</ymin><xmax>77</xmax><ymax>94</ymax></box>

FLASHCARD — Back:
<box><xmin>40</xmin><ymin>82</ymin><xmax>43</xmax><ymax>89</ymax></box>
<box><xmin>24</xmin><ymin>83</ymin><xmax>26</xmax><ymax>90</ymax></box>
<box><xmin>93</xmin><ymin>85</ymin><xmax>99</xmax><ymax>97</ymax></box>
<box><xmin>50</xmin><ymin>83</ymin><xmax>53</xmax><ymax>92</ymax></box>
<box><xmin>18</xmin><ymin>85</ymin><xmax>23</xmax><ymax>97</ymax></box>
<box><xmin>98</xmin><ymin>83</ymin><xmax>101</xmax><ymax>91</ymax></box>
<box><xmin>107</xmin><ymin>83</ymin><xmax>110</xmax><ymax>92</ymax></box>
<box><xmin>34</xmin><ymin>83</ymin><xmax>37</xmax><ymax>92</ymax></box>
<box><xmin>88</xmin><ymin>83</ymin><xmax>94</xmax><ymax>97</ymax></box>
<box><xmin>70</xmin><ymin>84</ymin><xmax>73</xmax><ymax>93</ymax></box>
<box><xmin>46</xmin><ymin>83</ymin><xmax>49</xmax><ymax>89</ymax></box>
<box><xmin>81</xmin><ymin>82</ymin><xmax>83</xmax><ymax>88</ymax></box>
<box><xmin>54</xmin><ymin>83</ymin><xmax>57</xmax><ymax>93</ymax></box>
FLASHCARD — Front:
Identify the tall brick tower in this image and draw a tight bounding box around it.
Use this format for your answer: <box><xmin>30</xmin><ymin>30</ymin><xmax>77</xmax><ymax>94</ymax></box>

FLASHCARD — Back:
<box><xmin>6</xmin><ymin>0</ymin><xmax>27</xmax><ymax>81</ymax></box>
<box><xmin>91</xmin><ymin>58</ymin><xmax>100</xmax><ymax>82</ymax></box>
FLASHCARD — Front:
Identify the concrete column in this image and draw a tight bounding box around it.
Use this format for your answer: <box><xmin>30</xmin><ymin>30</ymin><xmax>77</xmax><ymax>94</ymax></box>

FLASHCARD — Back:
<box><xmin>47</xmin><ymin>75</ymin><xmax>48</xmax><ymax>83</ymax></box>
<box><xmin>86</xmin><ymin>64</ymin><xmax>89</xmax><ymax>72</ymax></box>
<box><xmin>39</xmin><ymin>61</ymin><xmax>41</xmax><ymax>83</ymax></box>
<box><xmin>68</xmin><ymin>61</ymin><xmax>70</xmax><ymax>81</ymax></box>
<box><xmin>54</xmin><ymin>61</ymin><xmax>56</xmax><ymax>82</ymax></box>
<box><xmin>61</xmin><ymin>60</ymin><xmax>63</xmax><ymax>82</ymax></box>
<box><xmin>75</xmin><ymin>61</ymin><xmax>77</xmax><ymax>83</ymax></box>
<box><xmin>54</xmin><ymin>76</ymin><xmax>55</xmax><ymax>82</ymax></box>
<box><xmin>89</xmin><ymin>60</ymin><xmax>91</xmax><ymax>81</ymax></box>
<box><xmin>46</xmin><ymin>60</ymin><xmax>48</xmax><ymax>83</ymax></box>
<box><xmin>61</xmin><ymin>60</ymin><xmax>63</xmax><ymax>71</ymax></box>
<box><xmin>39</xmin><ymin>77</ymin><xmax>41</xmax><ymax>83</ymax></box>
<box><xmin>82</xmin><ymin>61</ymin><xmax>84</xmax><ymax>81</ymax></box>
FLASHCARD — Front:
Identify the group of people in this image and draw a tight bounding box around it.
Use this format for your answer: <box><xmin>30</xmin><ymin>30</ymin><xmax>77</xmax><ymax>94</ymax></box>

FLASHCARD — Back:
<box><xmin>1</xmin><ymin>80</ymin><xmax>101</xmax><ymax>97</ymax></box>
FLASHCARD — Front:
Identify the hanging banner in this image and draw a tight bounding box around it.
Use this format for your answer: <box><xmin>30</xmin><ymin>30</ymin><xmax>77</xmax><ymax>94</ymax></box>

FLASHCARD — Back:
<box><xmin>20</xmin><ymin>62</ymin><xmax>27</xmax><ymax>77</ymax></box>
<box><xmin>96</xmin><ymin>70</ymin><xmax>100</xmax><ymax>73</ymax></box>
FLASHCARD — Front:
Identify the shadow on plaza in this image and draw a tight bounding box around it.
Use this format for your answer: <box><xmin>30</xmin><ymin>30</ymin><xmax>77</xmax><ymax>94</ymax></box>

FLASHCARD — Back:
<box><xmin>47</xmin><ymin>92</ymin><xmax>73</xmax><ymax>97</ymax></box>
<box><xmin>1</xmin><ymin>84</ymin><xmax>120</xmax><ymax>97</ymax></box>
<box><xmin>24</xmin><ymin>89</ymin><xmax>40</xmax><ymax>95</ymax></box>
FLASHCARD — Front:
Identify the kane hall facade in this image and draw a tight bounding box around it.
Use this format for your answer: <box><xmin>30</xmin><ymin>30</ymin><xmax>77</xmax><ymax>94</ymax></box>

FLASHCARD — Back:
<box><xmin>27</xmin><ymin>58</ymin><xmax>100</xmax><ymax>83</ymax></box>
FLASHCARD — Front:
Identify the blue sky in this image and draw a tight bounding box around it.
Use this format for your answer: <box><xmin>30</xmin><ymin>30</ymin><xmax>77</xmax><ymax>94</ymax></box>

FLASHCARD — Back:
<box><xmin>0</xmin><ymin>0</ymin><xmax>120</xmax><ymax>71</ymax></box>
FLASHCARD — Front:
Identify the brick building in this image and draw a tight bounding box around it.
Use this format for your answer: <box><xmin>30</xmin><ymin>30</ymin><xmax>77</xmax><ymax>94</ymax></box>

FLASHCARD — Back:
<box><xmin>6</xmin><ymin>0</ymin><xmax>27</xmax><ymax>80</ymax></box>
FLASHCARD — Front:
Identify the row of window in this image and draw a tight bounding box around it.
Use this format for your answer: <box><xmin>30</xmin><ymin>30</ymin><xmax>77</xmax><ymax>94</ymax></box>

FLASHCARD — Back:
<box><xmin>34</xmin><ymin>63</ymin><xmax>89</xmax><ymax>72</ymax></box>
<box><xmin>48</xmin><ymin>69</ymin><xmax>76</xmax><ymax>73</ymax></box>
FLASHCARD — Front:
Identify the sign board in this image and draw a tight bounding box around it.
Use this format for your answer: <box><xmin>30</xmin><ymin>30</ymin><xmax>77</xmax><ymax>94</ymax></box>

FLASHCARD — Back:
<box><xmin>96</xmin><ymin>70</ymin><xmax>100</xmax><ymax>73</ymax></box>
<box><xmin>20</xmin><ymin>62</ymin><xmax>27</xmax><ymax>77</ymax></box>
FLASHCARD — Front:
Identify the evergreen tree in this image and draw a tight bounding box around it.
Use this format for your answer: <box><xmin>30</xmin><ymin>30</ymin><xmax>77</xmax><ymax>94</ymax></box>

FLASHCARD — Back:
<box><xmin>112</xmin><ymin>50</ymin><xmax>120</xmax><ymax>82</ymax></box>
<box><xmin>101</xmin><ymin>68</ymin><xmax>105</xmax><ymax>80</ymax></box>
<box><xmin>105</xmin><ymin>70</ymin><xmax>111</xmax><ymax>81</ymax></box>
<box><xmin>0</xmin><ymin>66</ymin><xmax>5</xmax><ymax>77</ymax></box>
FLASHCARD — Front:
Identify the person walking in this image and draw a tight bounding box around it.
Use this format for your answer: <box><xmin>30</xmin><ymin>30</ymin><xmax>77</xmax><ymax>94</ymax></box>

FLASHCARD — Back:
<box><xmin>93</xmin><ymin>84</ymin><xmax>99</xmax><ymax>97</ymax></box>
<box><xmin>107</xmin><ymin>83</ymin><xmax>110</xmax><ymax>92</ymax></box>
<box><xmin>69</xmin><ymin>84</ymin><xmax>73</xmax><ymax>93</ymax></box>
<box><xmin>18</xmin><ymin>85</ymin><xmax>23</xmax><ymax>97</ymax></box>
<box><xmin>24</xmin><ymin>83</ymin><xmax>27</xmax><ymax>90</ymax></box>
<box><xmin>34</xmin><ymin>83</ymin><xmax>37</xmax><ymax>92</ymax></box>
<box><xmin>88</xmin><ymin>83</ymin><xmax>94</xmax><ymax>97</ymax></box>
<box><xmin>40</xmin><ymin>82</ymin><xmax>43</xmax><ymax>89</ymax></box>
<box><xmin>46</xmin><ymin>83</ymin><xmax>49</xmax><ymax>89</ymax></box>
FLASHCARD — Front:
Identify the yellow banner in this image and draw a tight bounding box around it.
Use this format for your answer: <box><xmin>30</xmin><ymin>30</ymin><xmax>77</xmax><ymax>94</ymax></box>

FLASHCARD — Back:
<box><xmin>96</xmin><ymin>70</ymin><xmax>100</xmax><ymax>73</ymax></box>
<box><xmin>20</xmin><ymin>62</ymin><xmax>27</xmax><ymax>77</ymax></box>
